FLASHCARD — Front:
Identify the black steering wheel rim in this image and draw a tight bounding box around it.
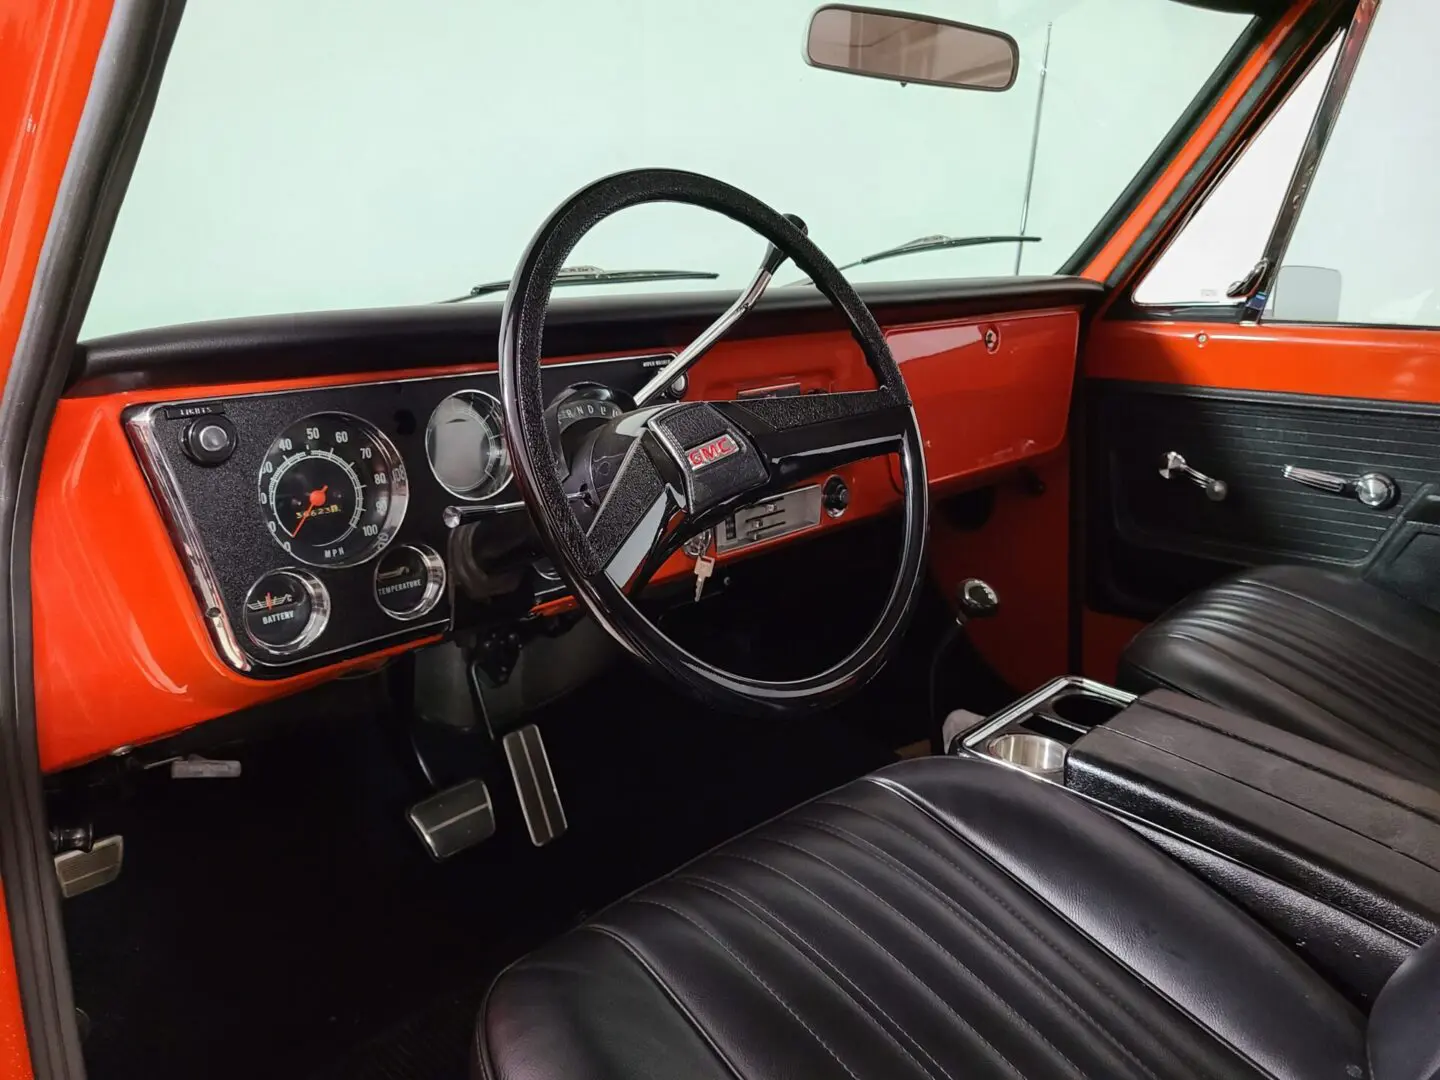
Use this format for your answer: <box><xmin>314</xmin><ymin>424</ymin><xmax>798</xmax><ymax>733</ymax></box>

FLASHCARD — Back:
<box><xmin>498</xmin><ymin>168</ymin><xmax>929</xmax><ymax>714</ymax></box>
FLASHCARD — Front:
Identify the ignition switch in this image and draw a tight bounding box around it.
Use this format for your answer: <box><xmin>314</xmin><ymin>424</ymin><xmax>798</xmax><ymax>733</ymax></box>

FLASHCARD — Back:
<box><xmin>822</xmin><ymin>475</ymin><xmax>850</xmax><ymax>518</ymax></box>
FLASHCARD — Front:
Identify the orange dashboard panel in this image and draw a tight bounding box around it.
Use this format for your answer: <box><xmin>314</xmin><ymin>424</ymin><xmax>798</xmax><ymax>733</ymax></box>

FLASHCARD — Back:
<box><xmin>890</xmin><ymin>308</ymin><xmax>1078</xmax><ymax>490</ymax></box>
<box><xmin>34</xmin><ymin>309</ymin><xmax>1080</xmax><ymax>771</ymax></box>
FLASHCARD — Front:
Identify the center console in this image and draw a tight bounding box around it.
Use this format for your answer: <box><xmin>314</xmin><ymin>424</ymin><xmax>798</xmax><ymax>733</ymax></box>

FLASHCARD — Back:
<box><xmin>952</xmin><ymin>679</ymin><xmax>1440</xmax><ymax>1005</ymax></box>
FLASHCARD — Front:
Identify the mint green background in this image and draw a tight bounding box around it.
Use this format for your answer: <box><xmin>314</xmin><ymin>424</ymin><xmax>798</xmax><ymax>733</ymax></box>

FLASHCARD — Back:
<box><xmin>82</xmin><ymin>0</ymin><xmax>1247</xmax><ymax>337</ymax></box>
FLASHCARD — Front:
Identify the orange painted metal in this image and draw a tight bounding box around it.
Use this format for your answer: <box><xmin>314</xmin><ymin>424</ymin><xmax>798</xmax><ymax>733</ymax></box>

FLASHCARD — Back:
<box><xmin>30</xmin><ymin>392</ymin><xmax>440</xmax><ymax>770</ymax></box>
<box><xmin>34</xmin><ymin>310</ymin><xmax>1077</xmax><ymax>771</ymax></box>
<box><xmin>0</xmin><ymin>886</ymin><xmax>29</xmax><ymax>1080</ymax></box>
<box><xmin>0</xmin><ymin>0</ymin><xmax>112</xmax><ymax>392</ymax></box>
<box><xmin>887</xmin><ymin>308</ymin><xmax>1079</xmax><ymax>493</ymax></box>
<box><xmin>927</xmin><ymin>452</ymin><xmax>1072</xmax><ymax>691</ymax></box>
<box><xmin>1082</xmin><ymin>1</ymin><xmax>1313</xmax><ymax>288</ymax></box>
<box><xmin>31</xmin><ymin>398</ymin><xmax>441</xmax><ymax>769</ymax></box>
<box><xmin>2</xmin><ymin>0</ymin><xmax>116</xmax><ymax>1074</ymax></box>
<box><xmin>1087</xmin><ymin>320</ymin><xmax>1440</xmax><ymax>405</ymax></box>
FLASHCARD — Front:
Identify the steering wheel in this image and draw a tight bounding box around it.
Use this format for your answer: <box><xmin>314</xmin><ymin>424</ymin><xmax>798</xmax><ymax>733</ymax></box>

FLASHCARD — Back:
<box><xmin>498</xmin><ymin>169</ymin><xmax>929</xmax><ymax>714</ymax></box>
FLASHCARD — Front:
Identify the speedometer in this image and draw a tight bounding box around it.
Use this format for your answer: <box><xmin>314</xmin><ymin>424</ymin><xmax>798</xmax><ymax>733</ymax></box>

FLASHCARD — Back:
<box><xmin>258</xmin><ymin>413</ymin><xmax>408</xmax><ymax>567</ymax></box>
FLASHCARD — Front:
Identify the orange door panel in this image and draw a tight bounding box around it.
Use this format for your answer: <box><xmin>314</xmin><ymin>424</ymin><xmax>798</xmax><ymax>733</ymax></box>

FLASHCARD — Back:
<box><xmin>1088</xmin><ymin>321</ymin><xmax>1440</xmax><ymax>405</ymax></box>
<box><xmin>2</xmin><ymin>0</ymin><xmax>118</xmax><ymax>1075</ymax></box>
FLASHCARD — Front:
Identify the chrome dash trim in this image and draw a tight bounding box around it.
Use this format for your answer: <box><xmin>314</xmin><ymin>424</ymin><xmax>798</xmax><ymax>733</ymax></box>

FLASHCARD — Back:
<box><xmin>125</xmin><ymin>404</ymin><xmax>251</xmax><ymax>671</ymax></box>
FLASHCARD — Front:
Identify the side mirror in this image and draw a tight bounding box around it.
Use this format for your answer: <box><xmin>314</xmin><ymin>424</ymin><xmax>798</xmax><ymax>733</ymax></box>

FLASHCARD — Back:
<box><xmin>1266</xmin><ymin>265</ymin><xmax>1342</xmax><ymax>322</ymax></box>
<box><xmin>805</xmin><ymin>5</ymin><xmax>1019</xmax><ymax>93</ymax></box>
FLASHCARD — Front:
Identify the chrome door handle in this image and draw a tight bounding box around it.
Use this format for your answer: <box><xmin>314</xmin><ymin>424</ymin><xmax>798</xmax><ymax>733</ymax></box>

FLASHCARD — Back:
<box><xmin>1159</xmin><ymin>452</ymin><xmax>1228</xmax><ymax>501</ymax></box>
<box><xmin>1282</xmin><ymin>465</ymin><xmax>1398</xmax><ymax>509</ymax></box>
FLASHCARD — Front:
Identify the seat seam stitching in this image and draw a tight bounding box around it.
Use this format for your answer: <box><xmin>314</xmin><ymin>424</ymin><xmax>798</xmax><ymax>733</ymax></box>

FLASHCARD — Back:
<box><xmin>796</xmin><ymin>803</ymin><xmax>1225</xmax><ymax>1080</ymax></box>
<box><xmin>578</xmin><ymin>924</ymin><xmax>748</xmax><ymax>1080</ymax></box>
<box><xmin>1155</xmin><ymin>628</ymin><xmax>1440</xmax><ymax>757</ymax></box>
<box><xmin>692</xmin><ymin>854</ymin><xmax>1084</xmax><ymax>1080</ymax></box>
<box><xmin>1157</xmin><ymin>593</ymin><xmax>1440</xmax><ymax>748</ymax></box>
<box><xmin>627</xmin><ymin>895</ymin><xmax>867</xmax><ymax>1080</ymax></box>
<box><xmin>1240</xmin><ymin>578</ymin><xmax>1440</xmax><ymax>665</ymax></box>
<box><xmin>1170</xmin><ymin>611</ymin><xmax>1440</xmax><ymax>729</ymax></box>
<box><xmin>672</xmin><ymin>874</ymin><xmax>951</xmax><ymax>1080</ymax></box>
<box><xmin>738</xmin><ymin>833</ymin><xmax>1163</xmax><ymax>1080</ymax></box>
<box><xmin>856</xmin><ymin>780</ymin><xmax>1274</xmax><ymax>1080</ymax></box>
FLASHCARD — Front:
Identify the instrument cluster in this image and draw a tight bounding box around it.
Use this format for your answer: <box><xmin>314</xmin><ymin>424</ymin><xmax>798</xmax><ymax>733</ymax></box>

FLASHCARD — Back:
<box><xmin>125</xmin><ymin>353</ymin><xmax>677</xmax><ymax>677</ymax></box>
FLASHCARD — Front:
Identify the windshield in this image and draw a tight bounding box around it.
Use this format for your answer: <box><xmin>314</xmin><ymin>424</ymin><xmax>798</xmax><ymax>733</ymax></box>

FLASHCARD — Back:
<box><xmin>81</xmin><ymin>0</ymin><xmax>1254</xmax><ymax>337</ymax></box>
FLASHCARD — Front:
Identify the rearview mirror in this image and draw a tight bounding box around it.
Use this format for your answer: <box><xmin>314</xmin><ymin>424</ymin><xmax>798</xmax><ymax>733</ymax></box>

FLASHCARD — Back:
<box><xmin>805</xmin><ymin>5</ymin><xmax>1019</xmax><ymax>92</ymax></box>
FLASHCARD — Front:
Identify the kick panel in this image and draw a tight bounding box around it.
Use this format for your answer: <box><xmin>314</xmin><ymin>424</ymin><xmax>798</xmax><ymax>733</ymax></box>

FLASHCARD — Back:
<box><xmin>1087</xmin><ymin>383</ymin><xmax>1440</xmax><ymax>616</ymax></box>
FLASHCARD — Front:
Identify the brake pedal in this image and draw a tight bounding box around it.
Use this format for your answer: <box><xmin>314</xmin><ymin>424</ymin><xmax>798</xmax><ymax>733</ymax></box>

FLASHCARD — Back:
<box><xmin>503</xmin><ymin>725</ymin><xmax>567</xmax><ymax>846</ymax></box>
<box><xmin>407</xmin><ymin>778</ymin><xmax>495</xmax><ymax>860</ymax></box>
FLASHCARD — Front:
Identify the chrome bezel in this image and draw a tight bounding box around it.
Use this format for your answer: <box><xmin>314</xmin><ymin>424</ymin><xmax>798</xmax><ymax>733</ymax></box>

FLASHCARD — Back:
<box><xmin>424</xmin><ymin>389</ymin><xmax>513</xmax><ymax>502</ymax></box>
<box><xmin>258</xmin><ymin>411</ymin><xmax>409</xmax><ymax>568</ymax></box>
<box><xmin>127</xmin><ymin>404</ymin><xmax>252</xmax><ymax>671</ymax></box>
<box><xmin>241</xmin><ymin>568</ymin><xmax>331</xmax><ymax>655</ymax></box>
<box><xmin>373</xmin><ymin>544</ymin><xmax>447</xmax><ymax>622</ymax></box>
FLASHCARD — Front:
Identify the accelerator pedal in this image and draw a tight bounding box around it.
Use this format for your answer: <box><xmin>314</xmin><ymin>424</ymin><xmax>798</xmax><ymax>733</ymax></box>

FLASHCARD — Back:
<box><xmin>503</xmin><ymin>725</ymin><xmax>567</xmax><ymax>846</ymax></box>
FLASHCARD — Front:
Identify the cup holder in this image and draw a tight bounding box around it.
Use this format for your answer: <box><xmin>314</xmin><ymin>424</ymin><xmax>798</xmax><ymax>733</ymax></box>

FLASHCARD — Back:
<box><xmin>986</xmin><ymin>732</ymin><xmax>1067</xmax><ymax>776</ymax></box>
<box><xmin>1048</xmin><ymin>692</ymin><xmax>1125</xmax><ymax>729</ymax></box>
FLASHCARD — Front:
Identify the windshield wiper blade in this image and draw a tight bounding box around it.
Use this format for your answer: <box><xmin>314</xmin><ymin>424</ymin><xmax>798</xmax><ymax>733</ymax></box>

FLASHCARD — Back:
<box><xmin>439</xmin><ymin>264</ymin><xmax>720</xmax><ymax>303</ymax></box>
<box><xmin>784</xmin><ymin>234</ymin><xmax>1041</xmax><ymax>286</ymax></box>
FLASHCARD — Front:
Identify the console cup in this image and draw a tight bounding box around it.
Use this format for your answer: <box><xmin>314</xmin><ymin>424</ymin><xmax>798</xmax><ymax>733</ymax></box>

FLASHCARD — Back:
<box><xmin>986</xmin><ymin>732</ymin><xmax>1066</xmax><ymax>776</ymax></box>
<box><xmin>1048</xmin><ymin>691</ymin><xmax>1126</xmax><ymax>728</ymax></box>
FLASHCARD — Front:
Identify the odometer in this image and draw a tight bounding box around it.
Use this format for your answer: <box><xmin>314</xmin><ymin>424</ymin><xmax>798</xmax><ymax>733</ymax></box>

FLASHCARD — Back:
<box><xmin>258</xmin><ymin>413</ymin><xmax>407</xmax><ymax>567</ymax></box>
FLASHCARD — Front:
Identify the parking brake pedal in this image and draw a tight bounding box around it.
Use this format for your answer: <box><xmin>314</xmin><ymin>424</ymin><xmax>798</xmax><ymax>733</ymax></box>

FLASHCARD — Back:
<box><xmin>54</xmin><ymin>835</ymin><xmax>123</xmax><ymax>899</ymax></box>
<box><xmin>407</xmin><ymin>778</ymin><xmax>496</xmax><ymax>860</ymax></box>
<box><xmin>503</xmin><ymin>725</ymin><xmax>567</xmax><ymax>846</ymax></box>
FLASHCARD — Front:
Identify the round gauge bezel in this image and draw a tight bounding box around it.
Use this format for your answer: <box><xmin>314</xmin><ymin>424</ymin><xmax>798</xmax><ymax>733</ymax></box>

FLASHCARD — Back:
<box><xmin>258</xmin><ymin>411</ymin><xmax>409</xmax><ymax>568</ymax></box>
<box><xmin>241</xmin><ymin>568</ymin><xmax>331</xmax><ymax>655</ymax></box>
<box><xmin>425</xmin><ymin>389</ymin><xmax>513</xmax><ymax>502</ymax></box>
<box><xmin>373</xmin><ymin>544</ymin><xmax>447</xmax><ymax>622</ymax></box>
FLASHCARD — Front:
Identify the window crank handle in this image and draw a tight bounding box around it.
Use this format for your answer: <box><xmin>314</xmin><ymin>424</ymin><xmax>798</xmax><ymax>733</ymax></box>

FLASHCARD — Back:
<box><xmin>1159</xmin><ymin>452</ymin><xmax>1228</xmax><ymax>501</ymax></box>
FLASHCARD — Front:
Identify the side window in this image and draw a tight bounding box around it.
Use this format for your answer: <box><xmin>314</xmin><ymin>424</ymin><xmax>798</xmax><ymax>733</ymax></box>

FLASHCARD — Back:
<box><xmin>1134</xmin><ymin>38</ymin><xmax>1339</xmax><ymax>307</ymax></box>
<box><xmin>1271</xmin><ymin>0</ymin><xmax>1440</xmax><ymax>327</ymax></box>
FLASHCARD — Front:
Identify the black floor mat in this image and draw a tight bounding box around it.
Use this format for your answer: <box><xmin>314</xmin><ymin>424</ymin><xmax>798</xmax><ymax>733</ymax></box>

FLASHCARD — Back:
<box><xmin>62</xmin><ymin>662</ymin><xmax>899</xmax><ymax>1080</ymax></box>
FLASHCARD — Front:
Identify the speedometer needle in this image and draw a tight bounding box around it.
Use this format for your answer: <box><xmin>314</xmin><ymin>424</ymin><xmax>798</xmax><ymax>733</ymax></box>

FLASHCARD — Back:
<box><xmin>290</xmin><ymin>485</ymin><xmax>329</xmax><ymax>537</ymax></box>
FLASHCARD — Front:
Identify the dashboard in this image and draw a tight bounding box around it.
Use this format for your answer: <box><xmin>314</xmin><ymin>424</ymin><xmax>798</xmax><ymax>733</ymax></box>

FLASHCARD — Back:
<box><xmin>32</xmin><ymin>278</ymin><xmax>1098</xmax><ymax>771</ymax></box>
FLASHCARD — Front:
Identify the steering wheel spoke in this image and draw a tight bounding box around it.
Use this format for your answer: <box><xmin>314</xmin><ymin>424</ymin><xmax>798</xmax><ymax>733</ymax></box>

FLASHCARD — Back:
<box><xmin>585</xmin><ymin>437</ymin><xmax>683</xmax><ymax>589</ymax></box>
<box><xmin>713</xmin><ymin>391</ymin><xmax>910</xmax><ymax>488</ymax></box>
